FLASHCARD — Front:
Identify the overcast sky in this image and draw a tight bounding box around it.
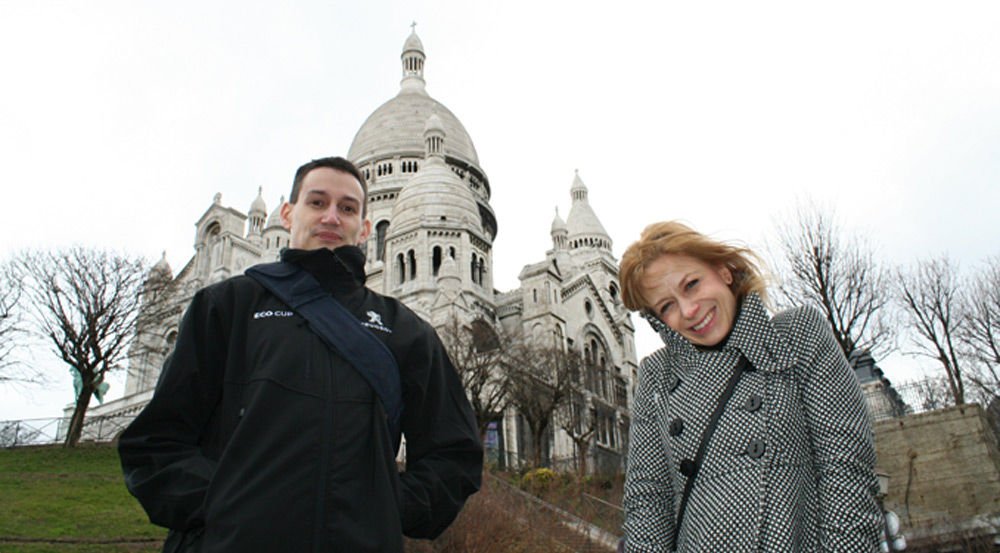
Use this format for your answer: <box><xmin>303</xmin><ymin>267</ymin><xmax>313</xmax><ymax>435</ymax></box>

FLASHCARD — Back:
<box><xmin>2</xmin><ymin>0</ymin><xmax>998</xmax><ymax>420</ymax></box>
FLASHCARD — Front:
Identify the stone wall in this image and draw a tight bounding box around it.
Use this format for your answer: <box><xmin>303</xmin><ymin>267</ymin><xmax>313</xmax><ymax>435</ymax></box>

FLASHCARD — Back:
<box><xmin>875</xmin><ymin>403</ymin><xmax>1000</xmax><ymax>547</ymax></box>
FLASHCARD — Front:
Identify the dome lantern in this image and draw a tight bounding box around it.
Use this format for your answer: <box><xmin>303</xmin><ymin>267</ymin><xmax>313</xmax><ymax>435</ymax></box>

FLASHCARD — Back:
<box><xmin>401</xmin><ymin>23</ymin><xmax>426</xmax><ymax>92</ymax></box>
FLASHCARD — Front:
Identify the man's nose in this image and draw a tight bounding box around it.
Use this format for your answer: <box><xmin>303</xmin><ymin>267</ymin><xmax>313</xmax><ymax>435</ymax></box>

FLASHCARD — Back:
<box><xmin>320</xmin><ymin>206</ymin><xmax>340</xmax><ymax>225</ymax></box>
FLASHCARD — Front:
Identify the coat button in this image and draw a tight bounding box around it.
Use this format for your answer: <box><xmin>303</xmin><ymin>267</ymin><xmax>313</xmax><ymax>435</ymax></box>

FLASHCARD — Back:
<box><xmin>747</xmin><ymin>439</ymin><xmax>766</xmax><ymax>459</ymax></box>
<box><xmin>668</xmin><ymin>375</ymin><xmax>681</xmax><ymax>392</ymax></box>
<box><xmin>679</xmin><ymin>459</ymin><xmax>697</xmax><ymax>477</ymax></box>
<box><xmin>744</xmin><ymin>395</ymin><xmax>763</xmax><ymax>412</ymax></box>
<box><xmin>669</xmin><ymin>418</ymin><xmax>684</xmax><ymax>437</ymax></box>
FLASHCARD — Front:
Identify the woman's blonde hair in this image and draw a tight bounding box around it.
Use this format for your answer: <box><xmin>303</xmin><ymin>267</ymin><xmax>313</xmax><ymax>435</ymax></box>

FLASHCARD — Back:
<box><xmin>618</xmin><ymin>220</ymin><xmax>768</xmax><ymax>312</ymax></box>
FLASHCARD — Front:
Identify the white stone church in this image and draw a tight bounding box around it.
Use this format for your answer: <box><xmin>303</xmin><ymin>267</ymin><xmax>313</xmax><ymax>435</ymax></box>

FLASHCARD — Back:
<box><xmin>85</xmin><ymin>29</ymin><xmax>638</xmax><ymax>474</ymax></box>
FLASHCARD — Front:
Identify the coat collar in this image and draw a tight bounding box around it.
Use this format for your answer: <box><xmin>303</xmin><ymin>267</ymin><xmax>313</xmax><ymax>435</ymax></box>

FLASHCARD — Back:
<box><xmin>647</xmin><ymin>293</ymin><xmax>798</xmax><ymax>373</ymax></box>
<box><xmin>280</xmin><ymin>246</ymin><xmax>367</xmax><ymax>295</ymax></box>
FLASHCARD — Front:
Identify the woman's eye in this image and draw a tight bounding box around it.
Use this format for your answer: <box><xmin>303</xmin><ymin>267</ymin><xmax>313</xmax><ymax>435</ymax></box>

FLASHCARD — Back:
<box><xmin>685</xmin><ymin>279</ymin><xmax>699</xmax><ymax>290</ymax></box>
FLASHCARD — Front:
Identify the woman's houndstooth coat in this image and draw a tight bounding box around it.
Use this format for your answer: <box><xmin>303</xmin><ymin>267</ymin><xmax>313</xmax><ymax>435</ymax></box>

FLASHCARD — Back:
<box><xmin>622</xmin><ymin>294</ymin><xmax>882</xmax><ymax>552</ymax></box>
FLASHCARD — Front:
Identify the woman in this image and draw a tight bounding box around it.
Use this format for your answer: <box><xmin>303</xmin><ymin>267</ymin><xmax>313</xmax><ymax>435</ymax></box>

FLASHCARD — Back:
<box><xmin>618</xmin><ymin>221</ymin><xmax>881</xmax><ymax>552</ymax></box>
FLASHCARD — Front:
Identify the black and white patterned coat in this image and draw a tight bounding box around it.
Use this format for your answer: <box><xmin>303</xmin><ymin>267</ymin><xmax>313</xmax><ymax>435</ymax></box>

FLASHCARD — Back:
<box><xmin>622</xmin><ymin>294</ymin><xmax>882</xmax><ymax>552</ymax></box>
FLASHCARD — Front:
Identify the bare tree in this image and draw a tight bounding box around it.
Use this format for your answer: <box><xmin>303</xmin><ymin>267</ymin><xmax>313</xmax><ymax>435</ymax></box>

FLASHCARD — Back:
<box><xmin>0</xmin><ymin>260</ymin><xmax>38</xmax><ymax>384</ymax></box>
<box><xmin>14</xmin><ymin>247</ymin><xmax>173</xmax><ymax>447</ymax></box>
<box><xmin>439</xmin><ymin>314</ymin><xmax>510</xmax><ymax>440</ymax></box>
<box><xmin>505</xmin><ymin>337</ymin><xmax>579</xmax><ymax>468</ymax></box>
<box><xmin>896</xmin><ymin>256</ymin><xmax>966</xmax><ymax>405</ymax></box>
<box><xmin>773</xmin><ymin>204</ymin><xmax>894</xmax><ymax>359</ymax></box>
<box><xmin>556</xmin><ymin>388</ymin><xmax>598</xmax><ymax>477</ymax></box>
<box><xmin>961</xmin><ymin>255</ymin><xmax>1000</xmax><ymax>407</ymax></box>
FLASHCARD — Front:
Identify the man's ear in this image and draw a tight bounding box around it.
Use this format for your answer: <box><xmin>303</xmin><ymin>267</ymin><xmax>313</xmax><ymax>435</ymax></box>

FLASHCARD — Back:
<box><xmin>358</xmin><ymin>218</ymin><xmax>373</xmax><ymax>243</ymax></box>
<box><xmin>279</xmin><ymin>201</ymin><xmax>293</xmax><ymax>230</ymax></box>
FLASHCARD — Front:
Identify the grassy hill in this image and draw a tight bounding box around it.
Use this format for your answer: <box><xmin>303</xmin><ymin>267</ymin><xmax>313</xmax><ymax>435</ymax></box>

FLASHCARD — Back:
<box><xmin>0</xmin><ymin>444</ymin><xmax>618</xmax><ymax>553</ymax></box>
<box><xmin>0</xmin><ymin>444</ymin><xmax>165</xmax><ymax>553</ymax></box>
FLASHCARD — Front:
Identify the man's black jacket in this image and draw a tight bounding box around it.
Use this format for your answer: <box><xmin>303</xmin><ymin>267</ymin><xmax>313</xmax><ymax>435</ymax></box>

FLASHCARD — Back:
<box><xmin>119</xmin><ymin>246</ymin><xmax>483</xmax><ymax>553</ymax></box>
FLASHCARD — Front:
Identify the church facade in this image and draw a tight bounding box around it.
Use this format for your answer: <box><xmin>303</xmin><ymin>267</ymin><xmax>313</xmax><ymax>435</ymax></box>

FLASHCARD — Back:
<box><xmin>85</xmin><ymin>30</ymin><xmax>638</xmax><ymax>474</ymax></box>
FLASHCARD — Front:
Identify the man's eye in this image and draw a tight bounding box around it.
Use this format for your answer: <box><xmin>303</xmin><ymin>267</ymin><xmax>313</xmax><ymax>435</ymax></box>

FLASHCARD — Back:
<box><xmin>342</xmin><ymin>205</ymin><xmax>357</xmax><ymax>214</ymax></box>
<box><xmin>309</xmin><ymin>200</ymin><xmax>325</xmax><ymax>208</ymax></box>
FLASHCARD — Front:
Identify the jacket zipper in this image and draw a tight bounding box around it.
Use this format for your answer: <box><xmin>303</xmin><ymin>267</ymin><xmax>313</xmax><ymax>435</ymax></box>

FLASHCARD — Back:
<box><xmin>312</xmin><ymin>338</ymin><xmax>332</xmax><ymax>553</ymax></box>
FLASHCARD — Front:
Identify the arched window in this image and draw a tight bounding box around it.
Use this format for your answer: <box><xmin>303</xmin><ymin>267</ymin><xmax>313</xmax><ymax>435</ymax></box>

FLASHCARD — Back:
<box><xmin>584</xmin><ymin>336</ymin><xmax>611</xmax><ymax>397</ymax></box>
<box><xmin>471</xmin><ymin>254</ymin><xmax>479</xmax><ymax>284</ymax></box>
<box><xmin>396</xmin><ymin>253</ymin><xmax>405</xmax><ymax>284</ymax></box>
<box><xmin>376</xmin><ymin>221</ymin><xmax>389</xmax><ymax>261</ymax></box>
<box><xmin>599</xmin><ymin>353</ymin><xmax>609</xmax><ymax>398</ymax></box>
<box><xmin>408</xmin><ymin>250</ymin><xmax>417</xmax><ymax>280</ymax></box>
<box><xmin>433</xmin><ymin>246</ymin><xmax>442</xmax><ymax>276</ymax></box>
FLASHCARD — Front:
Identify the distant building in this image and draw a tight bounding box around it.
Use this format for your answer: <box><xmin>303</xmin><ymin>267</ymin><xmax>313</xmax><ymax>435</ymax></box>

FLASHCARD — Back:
<box><xmin>82</xmin><ymin>29</ymin><xmax>638</xmax><ymax>473</ymax></box>
<box><xmin>849</xmin><ymin>348</ymin><xmax>908</xmax><ymax>421</ymax></box>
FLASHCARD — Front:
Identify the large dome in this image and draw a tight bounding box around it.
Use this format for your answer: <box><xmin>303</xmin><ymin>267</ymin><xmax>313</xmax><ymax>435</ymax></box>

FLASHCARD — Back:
<box><xmin>348</xmin><ymin>92</ymin><xmax>480</xmax><ymax>167</ymax></box>
<box><xmin>347</xmin><ymin>29</ymin><xmax>480</xmax><ymax>167</ymax></box>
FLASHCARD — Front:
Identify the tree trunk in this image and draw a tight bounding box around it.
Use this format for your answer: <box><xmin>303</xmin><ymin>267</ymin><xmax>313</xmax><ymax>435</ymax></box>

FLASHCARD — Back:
<box><xmin>576</xmin><ymin>441</ymin><xmax>590</xmax><ymax>477</ymax></box>
<box><xmin>530</xmin><ymin>422</ymin><xmax>547</xmax><ymax>468</ymax></box>
<box><xmin>63</xmin><ymin>386</ymin><xmax>93</xmax><ymax>448</ymax></box>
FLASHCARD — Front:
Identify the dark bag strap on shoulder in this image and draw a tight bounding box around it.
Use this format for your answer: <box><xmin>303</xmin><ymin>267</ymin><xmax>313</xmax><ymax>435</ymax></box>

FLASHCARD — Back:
<box><xmin>673</xmin><ymin>356</ymin><xmax>751</xmax><ymax>547</ymax></box>
<box><xmin>245</xmin><ymin>262</ymin><xmax>402</xmax><ymax>452</ymax></box>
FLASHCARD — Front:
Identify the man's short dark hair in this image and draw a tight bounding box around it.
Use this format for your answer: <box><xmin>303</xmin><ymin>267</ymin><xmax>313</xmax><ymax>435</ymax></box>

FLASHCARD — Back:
<box><xmin>290</xmin><ymin>157</ymin><xmax>368</xmax><ymax>216</ymax></box>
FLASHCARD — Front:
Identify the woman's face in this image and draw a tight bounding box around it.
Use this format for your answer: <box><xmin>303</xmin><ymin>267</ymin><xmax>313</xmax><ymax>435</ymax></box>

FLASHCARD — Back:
<box><xmin>640</xmin><ymin>253</ymin><xmax>737</xmax><ymax>347</ymax></box>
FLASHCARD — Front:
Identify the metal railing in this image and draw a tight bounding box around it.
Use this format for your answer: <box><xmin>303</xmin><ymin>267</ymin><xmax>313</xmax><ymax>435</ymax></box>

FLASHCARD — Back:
<box><xmin>1</xmin><ymin>414</ymin><xmax>136</xmax><ymax>447</ymax></box>
<box><xmin>862</xmin><ymin>375</ymin><xmax>991</xmax><ymax>422</ymax></box>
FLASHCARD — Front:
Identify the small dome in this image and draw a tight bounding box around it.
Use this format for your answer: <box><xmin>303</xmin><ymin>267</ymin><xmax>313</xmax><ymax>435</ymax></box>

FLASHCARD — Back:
<box><xmin>265</xmin><ymin>196</ymin><xmax>285</xmax><ymax>229</ymax></box>
<box><xmin>551</xmin><ymin>207</ymin><xmax>567</xmax><ymax>234</ymax></box>
<box><xmin>150</xmin><ymin>251</ymin><xmax>172</xmax><ymax>280</ymax></box>
<box><xmin>391</xmin><ymin>157</ymin><xmax>481</xmax><ymax>235</ymax></box>
<box><xmin>424</xmin><ymin>113</ymin><xmax>444</xmax><ymax>133</ymax></box>
<box><xmin>566</xmin><ymin>171</ymin><xmax>611</xmax><ymax>246</ymax></box>
<box><xmin>249</xmin><ymin>187</ymin><xmax>267</xmax><ymax>216</ymax></box>
<box><xmin>403</xmin><ymin>29</ymin><xmax>424</xmax><ymax>54</ymax></box>
<box><xmin>437</xmin><ymin>255</ymin><xmax>460</xmax><ymax>280</ymax></box>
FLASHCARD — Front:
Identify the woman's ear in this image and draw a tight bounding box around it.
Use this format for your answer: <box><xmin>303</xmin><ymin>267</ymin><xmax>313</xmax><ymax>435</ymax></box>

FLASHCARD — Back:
<box><xmin>718</xmin><ymin>265</ymin><xmax>733</xmax><ymax>285</ymax></box>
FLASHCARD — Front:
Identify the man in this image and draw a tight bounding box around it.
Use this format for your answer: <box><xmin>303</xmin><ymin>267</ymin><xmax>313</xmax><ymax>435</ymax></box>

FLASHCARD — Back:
<box><xmin>119</xmin><ymin>157</ymin><xmax>483</xmax><ymax>553</ymax></box>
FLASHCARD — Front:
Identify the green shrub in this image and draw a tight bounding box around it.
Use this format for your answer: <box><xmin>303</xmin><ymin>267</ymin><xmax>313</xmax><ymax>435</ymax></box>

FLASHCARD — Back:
<box><xmin>521</xmin><ymin>467</ymin><xmax>557</xmax><ymax>492</ymax></box>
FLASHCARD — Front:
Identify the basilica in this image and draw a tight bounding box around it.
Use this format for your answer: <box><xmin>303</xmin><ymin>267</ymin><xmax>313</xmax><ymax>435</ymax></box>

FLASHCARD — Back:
<box><xmin>88</xmin><ymin>29</ymin><xmax>638</xmax><ymax>474</ymax></box>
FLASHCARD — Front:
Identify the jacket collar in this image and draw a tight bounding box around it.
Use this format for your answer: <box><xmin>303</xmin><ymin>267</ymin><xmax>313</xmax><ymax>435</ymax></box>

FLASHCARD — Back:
<box><xmin>280</xmin><ymin>246</ymin><xmax>367</xmax><ymax>296</ymax></box>
<box><xmin>648</xmin><ymin>293</ymin><xmax>797</xmax><ymax>373</ymax></box>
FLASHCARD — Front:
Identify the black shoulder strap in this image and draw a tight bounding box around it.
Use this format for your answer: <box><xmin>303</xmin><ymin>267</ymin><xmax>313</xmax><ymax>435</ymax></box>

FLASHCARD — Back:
<box><xmin>245</xmin><ymin>262</ymin><xmax>402</xmax><ymax>452</ymax></box>
<box><xmin>673</xmin><ymin>356</ymin><xmax>751</xmax><ymax>547</ymax></box>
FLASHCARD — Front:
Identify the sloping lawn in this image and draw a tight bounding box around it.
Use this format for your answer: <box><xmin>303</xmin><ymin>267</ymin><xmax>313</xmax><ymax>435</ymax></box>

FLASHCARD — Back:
<box><xmin>1</xmin><ymin>444</ymin><xmax>617</xmax><ymax>552</ymax></box>
<box><xmin>0</xmin><ymin>444</ymin><xmax>165</xmax><ymax>553</ymax></box>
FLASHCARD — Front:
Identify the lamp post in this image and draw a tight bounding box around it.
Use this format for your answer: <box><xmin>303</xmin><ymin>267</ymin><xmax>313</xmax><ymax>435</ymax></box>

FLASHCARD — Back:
<box><xmin>876</xmin><ymin>471</ymin><xmax>906</xmax><ymax>551</ymax></box>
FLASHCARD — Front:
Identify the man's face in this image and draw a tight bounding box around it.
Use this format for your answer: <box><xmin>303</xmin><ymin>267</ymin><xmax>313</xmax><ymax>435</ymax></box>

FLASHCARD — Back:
<box><xmin>280</xmin><ymin>167</ymin><xmax>372</xmax><ymax>251</ymax></box>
